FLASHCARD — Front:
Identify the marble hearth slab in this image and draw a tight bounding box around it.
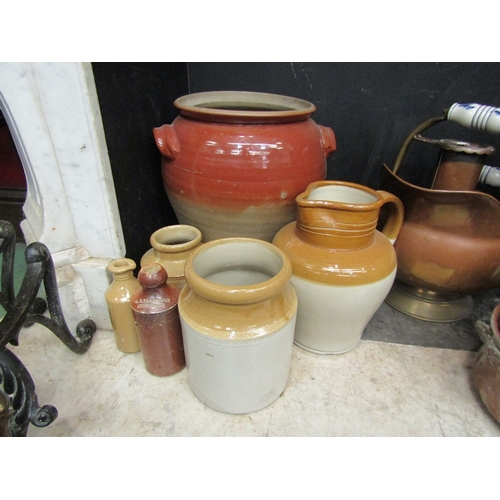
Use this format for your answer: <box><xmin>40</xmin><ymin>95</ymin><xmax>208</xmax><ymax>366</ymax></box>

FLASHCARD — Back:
<box><xmin>8</xmin><ymin>323</ymin><xmax>500</xmax><ymax>437</ymax></box>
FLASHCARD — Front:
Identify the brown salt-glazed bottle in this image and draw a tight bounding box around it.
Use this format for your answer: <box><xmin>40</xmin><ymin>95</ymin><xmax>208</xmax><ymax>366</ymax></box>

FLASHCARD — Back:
<box><xmin>130</xmin><ymin>263</ymin><xmax>185</xmax><ymax>376</ymax></box>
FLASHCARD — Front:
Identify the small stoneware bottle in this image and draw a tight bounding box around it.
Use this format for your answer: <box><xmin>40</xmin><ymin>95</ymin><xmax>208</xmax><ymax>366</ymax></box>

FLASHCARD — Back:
<box><xmin>140</xmin><ymin>224</ymin><xmax>203</xmax><ymax>290</ymax></box>
<box><xmin>105</xmin><ymin>258</ymin><xmax>141</xmax><ymax>353</ymax></box>
<box><xmin>130</xmin><ymin>263</ymin><xmax>185</xmax><ymax>376</ymax></box>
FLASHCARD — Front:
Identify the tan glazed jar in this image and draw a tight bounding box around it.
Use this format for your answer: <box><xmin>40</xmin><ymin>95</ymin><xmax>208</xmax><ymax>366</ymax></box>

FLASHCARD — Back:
<box><xmin>273</xmin><ymin>181</ymin><xmax>404</xmax><ymax>354</ymax></box>
<box><xmin>140</xmin><ymin>224</ymin><xmax>203</xmax><ymax>290</ymax></box>
<box><xmin>178</xmin><ymin>237</ymin><xmax>297</xmax><ymax>414</ymax></box>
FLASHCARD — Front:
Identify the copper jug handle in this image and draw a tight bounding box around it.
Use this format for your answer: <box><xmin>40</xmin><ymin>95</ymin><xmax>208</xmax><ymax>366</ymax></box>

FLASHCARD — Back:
<box><xmin>393</xmin><ymin>102</ymin><xmax>500</xmax><ymax>175</ymax></box>
<box><xmin>392</xmin><ymin>115</ymin><xmax>446</xmax><ymax>175</ymax></box>
<box><xmin>377</xmin><ymin>190</ymin><xmax>404</xmax><ymax>244</ymax></box>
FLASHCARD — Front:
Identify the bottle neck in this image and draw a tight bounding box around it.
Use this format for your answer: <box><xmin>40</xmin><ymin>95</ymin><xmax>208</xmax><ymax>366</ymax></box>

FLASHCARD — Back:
<box><xmin>113</xmin><ymin>271</ymin><xmax>135</xmax><ymax>281</ymax></box>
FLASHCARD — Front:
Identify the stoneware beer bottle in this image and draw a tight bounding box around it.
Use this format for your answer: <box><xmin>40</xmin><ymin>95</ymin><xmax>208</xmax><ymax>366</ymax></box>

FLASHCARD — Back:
<box><xmin>105</xmin><ymin>258</ymin><xmax>141</xmax><ymax>353</ymax></box>
<box><xmin>130</xmin><ymin>263</ymin><xmax>185</xmax><ymax>376</ymax></box>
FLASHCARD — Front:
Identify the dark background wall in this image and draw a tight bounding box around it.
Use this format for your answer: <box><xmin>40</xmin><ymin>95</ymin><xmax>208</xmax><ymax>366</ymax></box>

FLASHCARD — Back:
<box><xmin>92</xmin><ymin>62</ymin><xmax>500</xmax><ymax>267</ymax></box>
<box><xmin>92</xmin><ymin>63</ymin><xmax>188</xmax><ymax>266</ymax></box>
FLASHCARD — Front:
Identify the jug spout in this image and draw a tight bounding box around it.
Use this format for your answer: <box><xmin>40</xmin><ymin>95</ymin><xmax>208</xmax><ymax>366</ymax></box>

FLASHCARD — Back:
<box><xmin>295</xmin><ymin>181</ymin><xmax>403</xmax><ymax>250</ymax></box>
<box><xmin>413</xmin><ymin>134</ymin><xmax>495</xmax><ymax>191</ymax></box>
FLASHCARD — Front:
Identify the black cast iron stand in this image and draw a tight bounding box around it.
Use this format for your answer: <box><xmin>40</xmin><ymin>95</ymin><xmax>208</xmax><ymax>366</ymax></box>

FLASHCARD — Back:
<box><xmin>0</xmin><ymin>220</ymin><xmax>96</xmax><ymax>436</ymax></box>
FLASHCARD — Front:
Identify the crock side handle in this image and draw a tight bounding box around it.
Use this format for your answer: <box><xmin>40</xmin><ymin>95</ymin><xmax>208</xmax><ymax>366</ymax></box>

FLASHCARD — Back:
<box><xmin>377</xmin><ymin>191</ymin><xmax>404</xmax><ymax>244</ymax></box>
<box><xmin>153</xmin><ymin>124</ymin><xmax>181</xmax><ymax>160</ymax></box>
<box><xmin>318</xmin><ymin>125</ymin><xmax>337</xmax><ymax>156</ymax></box>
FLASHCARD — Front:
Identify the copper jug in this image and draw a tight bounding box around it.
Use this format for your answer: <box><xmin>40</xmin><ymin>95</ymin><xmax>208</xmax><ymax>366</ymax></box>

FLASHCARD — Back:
<box><xmin>381</xmin><ymin>103</ymin><xmax>500</xmax><ymax>322</ymax></box>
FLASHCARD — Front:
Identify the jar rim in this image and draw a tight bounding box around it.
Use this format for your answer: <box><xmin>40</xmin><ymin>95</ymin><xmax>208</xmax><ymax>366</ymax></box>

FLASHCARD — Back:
<box><xmin>174</xmin><ymin>91</ymin><xmax>316</xmax><ymax>124</ymax></box>
<box><xmin>107</xmin><ymin>257</ymin><xmax>136</xmax><ymax>274</ymax></box>
<box><xmin>297</xmin><ymin>180</ymin><xmax>384</xmax><ymax>211</ymax></box>
<box><xmin>150</xmin><ymin>224</ymin><xmax>203</xmax><ymax>253</ymax></box>
<box><xmin>183</xmin><ymin>237</ymin><xmax>292</xmax><ymax>305</ymax></box>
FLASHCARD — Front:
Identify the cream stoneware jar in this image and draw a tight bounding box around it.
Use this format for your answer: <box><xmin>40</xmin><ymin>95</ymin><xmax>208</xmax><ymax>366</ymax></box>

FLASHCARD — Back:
<box><xmin>273</xmin><ymin>181</ymin><xmax>404</xmax><ymax>354</ymax></box>
<box><xmin>178</xmin><ymin>237</ymin><xmax>297</xmax><ymax>414</ymax></box>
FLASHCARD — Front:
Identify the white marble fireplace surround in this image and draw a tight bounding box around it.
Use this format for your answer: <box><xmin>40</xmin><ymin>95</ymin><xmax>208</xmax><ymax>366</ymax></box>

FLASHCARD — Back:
<box><xmin>0</xmin><ymin>62</ymin><xmax>125</xmax><ymax>331</ymax></box>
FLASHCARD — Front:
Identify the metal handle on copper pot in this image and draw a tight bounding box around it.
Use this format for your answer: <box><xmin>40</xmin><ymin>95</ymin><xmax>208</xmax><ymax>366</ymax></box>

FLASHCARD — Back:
<box><xmin>392</xmin><ymin>102</ymin><xmax>500</xmax><ymax>175</ymax></box>
<box><xmin>392</xmin><ymin>115</ymin><xmax>447</xmax><ymax>174</ymax></box>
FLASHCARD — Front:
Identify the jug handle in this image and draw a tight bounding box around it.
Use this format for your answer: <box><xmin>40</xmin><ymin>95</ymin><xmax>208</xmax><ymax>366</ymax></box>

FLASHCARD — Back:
<box><xmin>153</xmin><ymin>124</ymin><xmax>181</xmax><ymax>160</ymax></box>
<box><xmin>377</xmin><ymin>191</ymin><xmax>404</xmax><ymax>244</ymax></box>
<box><xmin>318</xmin><ymin>125</ymin><xmax>337</xmax><ymax>156</ymax></box>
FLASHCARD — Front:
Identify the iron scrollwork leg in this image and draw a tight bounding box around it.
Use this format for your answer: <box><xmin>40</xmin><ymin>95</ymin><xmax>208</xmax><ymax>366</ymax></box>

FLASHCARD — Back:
<box><xmin>0</xmin><ymin>219</ymin><xmax>16</xmax><ymax>311</ymax></box>
<box><xmin>0</xmin><ymin>347</ymin><xmax>58</xmax><ymax>437</ymax></box>
<box><xmin>0</xmin><ymin>220</ymin><xmax>97</xmax><ymax>436</ymax></box>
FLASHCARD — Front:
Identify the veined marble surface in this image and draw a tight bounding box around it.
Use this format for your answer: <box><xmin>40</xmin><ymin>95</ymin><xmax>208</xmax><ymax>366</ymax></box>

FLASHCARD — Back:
<box><xmin>0</xmin><ymin>63</ymin><xmax>125</xmax><ymax>332</ymax></box>
<box><xmin>8</xmin><ymin>323</ymin><xmax>499</xmax><ymax>437</ymax></box>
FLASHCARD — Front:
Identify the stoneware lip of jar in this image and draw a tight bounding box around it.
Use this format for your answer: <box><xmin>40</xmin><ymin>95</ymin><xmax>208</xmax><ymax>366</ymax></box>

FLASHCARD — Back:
<box><xmin>183</xmin><ymin>237</ymin><xmax>292</xmax><ymax>305</ymax></box>
<box><xmin>174</xmin><ymin>91</ymin><xmax>316</xmax><ymax>124</ymax></box>
<box><xmin>106</xmin><ymin>257</ymin><xmax>136</xmax><ymax>275</ymax></box>
<box><xmin>150</xmin><ymin>225</ymin><xmax>203</xmax><ymax>253</ymax></box>
<box><xmin>296</xmin><ymin>180</ymin><xmax>383</xmax><ymax>211</ymax></box>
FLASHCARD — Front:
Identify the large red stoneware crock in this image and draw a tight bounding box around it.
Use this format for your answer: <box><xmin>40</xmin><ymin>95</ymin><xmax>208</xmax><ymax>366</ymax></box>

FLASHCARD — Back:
<box><xmin>153</xmin><ymin>91</ymin><xmax>336</xmax><ymax>242</ymax></box>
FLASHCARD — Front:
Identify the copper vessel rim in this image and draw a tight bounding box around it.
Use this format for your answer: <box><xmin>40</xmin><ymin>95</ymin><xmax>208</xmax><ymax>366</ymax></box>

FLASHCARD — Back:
<box><xmin>382</xmin><ymin>163</ymin><xmax>500</xmax><ymax>201</ymax></box>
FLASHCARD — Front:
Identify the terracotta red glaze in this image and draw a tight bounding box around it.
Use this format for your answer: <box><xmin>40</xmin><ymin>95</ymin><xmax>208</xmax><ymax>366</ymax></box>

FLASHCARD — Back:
<box><xmin>154</xmin><ymin>91</ymin><xmax>336</xmax><ymax>242</ymax></box>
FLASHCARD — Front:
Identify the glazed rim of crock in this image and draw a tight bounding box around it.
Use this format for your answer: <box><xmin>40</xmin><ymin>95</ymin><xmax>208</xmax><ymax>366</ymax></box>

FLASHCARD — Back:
<box><xmin>150</xmin><ymin>225</ymin><xmax>203</xmax><ymax>253</ymax></box>
<box><xmin>183</xmin><ymin>237</ymin><xmax>292</xmax><ymax>305</ymax></box>
<box><xmin>174</xmin><ymin>91</ymin><xmax>316</xmax><ymax>121</ymax></box>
